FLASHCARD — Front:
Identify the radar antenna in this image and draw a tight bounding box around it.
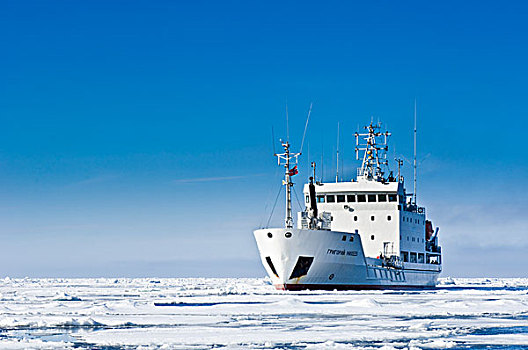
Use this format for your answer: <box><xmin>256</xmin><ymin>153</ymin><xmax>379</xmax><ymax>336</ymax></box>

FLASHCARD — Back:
<box><xmin>355</xmin><ymin>122</ymin><xmax>391</xmax><ymax>181</ymax></box>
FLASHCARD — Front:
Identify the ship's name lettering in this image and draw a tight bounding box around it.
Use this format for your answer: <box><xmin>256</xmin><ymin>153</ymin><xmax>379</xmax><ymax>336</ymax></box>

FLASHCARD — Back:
<box><xmin>327</xmin><ymin>249</ymin><xmax>358</xmax><ymax>256</ymax></box>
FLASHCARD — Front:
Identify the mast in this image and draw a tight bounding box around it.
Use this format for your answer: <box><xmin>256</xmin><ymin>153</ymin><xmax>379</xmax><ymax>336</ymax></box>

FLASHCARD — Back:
<box><xmin>276</xmin><ymin>141</ymin><xmax>300</xmax><ymax>229</ymax></box>
<box><xmin>336</xmin><ymin>122</ymin><xmax>339</xmax><ymax>183</ymax></box>
<box><xmin>355</xmin><ymin>122</ymin><xmax>390</xmax><ymax>181</ymax></box>
<box><xmin>413</xmin><ymin>99</ymin><xmax>417</xmax><ymax>205</ymax></box>
<box><xmin>395</xmin><ymin>158</ymin><xmax>404</xmax><ymax>183</ymax></box>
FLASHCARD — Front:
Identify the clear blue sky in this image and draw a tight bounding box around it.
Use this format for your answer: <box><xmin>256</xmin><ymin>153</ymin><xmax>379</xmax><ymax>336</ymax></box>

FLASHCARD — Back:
<box><xmin>1</xmin><ymin>0</ymin><xmax>527</xmax><ymax>277</ymax></box>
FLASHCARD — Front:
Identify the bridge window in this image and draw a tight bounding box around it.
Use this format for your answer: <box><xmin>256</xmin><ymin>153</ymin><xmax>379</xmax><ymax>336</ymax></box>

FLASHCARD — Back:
<box><xmin>317</xmin><ymin>195</ymin><xmax>325</xmax><ymax>203</ymax></box>
<box><xmin>326</xmin><ymin>195</ymin><xmax>335</xmax><ymax>203</ymax></box>
<box><xmin>305</xmin><ymin>195</ymin><xmax>309</xmax><ymax>203</ymax></box>
<box><xmin>378</xmin><ymin>194</ymin><xmax>387</xmax><ymax>202</ymax></box>
<box><xmin>388</xmin><ymin>194</ymin><xmax>397</xmax><ymax>202</ymax></box>
<box><xmin>410</xmin><ymin>252</ymin><xmax>417</xmax><ymax>263</ymax></box>
<box><xmin>427</xmin><ymin>254</ymin><xmax>441</xmax><ymax>264</ymax></box>
<box><xmin>337</xmin><ymin>195</ymin><xmax>345</xmax><ymax>203</ymax></box>
<box><xmin>418</xmin><ymin>253</ymin><xmax>424</xmax><ymax>263</ymax></box>
<box><xmin>367</xmin><ymin>194</ymin><xmax>376</xmax><ymax>202</ymax></box>
<box><xmin>347</xmin><ymin>194</ymin><xmax>356</xmax><ymax>202</ymax></box>
<box><xmin>357</xmin><ymin>194</ymin><xmax>366</xmax><ymax>202</ymax></box>
<box><xmin>342</xmin><ymin>235</ymin><xmax>347</xmax><ymax>241</ymax></box>
<box><xmin>401</xmin><ymin>251</ymin><xmax>409</xmax><ymax>262</ymax></box>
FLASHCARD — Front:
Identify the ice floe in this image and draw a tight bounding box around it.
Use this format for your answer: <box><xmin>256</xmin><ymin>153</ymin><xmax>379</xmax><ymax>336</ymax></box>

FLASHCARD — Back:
<box><xmin>0</xmin><ymin>277</ymin><xmax>526</xmax><ymax>349</ymax></box>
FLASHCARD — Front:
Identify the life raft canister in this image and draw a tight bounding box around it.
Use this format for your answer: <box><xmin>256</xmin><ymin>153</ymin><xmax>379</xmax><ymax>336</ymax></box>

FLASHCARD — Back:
<box><xmin>425</xmin><ymin>220</ymin><xmax>434</xmax><ymax>240</ymax></box>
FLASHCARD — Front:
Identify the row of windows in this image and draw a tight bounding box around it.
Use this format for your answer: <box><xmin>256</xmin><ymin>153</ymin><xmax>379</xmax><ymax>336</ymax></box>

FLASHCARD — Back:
<box><xmin>406</xmin><ymin>236</ymin><xmax>425</xmax><ymax>243</ymax></box>
<box><xmin>401</xmin><ymin>251</ymin><xmax>441</xmax><ymax>264</ymax></box>
<box><xmin>401</xmin><ymin>251</ymin><xmax>424</xmax><ymax>263</ymax></box>
<box><xmin>311</xmin><ymin>193</ymin><xmax>398</xmax><ymax>204</ymax></box>
<box><xmin>403</xmin><ymin>217</ymin><xmax>422</xmax><ymax>224</ymax></box>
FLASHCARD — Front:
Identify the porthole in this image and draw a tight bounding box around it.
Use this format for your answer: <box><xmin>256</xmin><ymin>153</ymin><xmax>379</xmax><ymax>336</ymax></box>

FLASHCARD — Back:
<box><xmin>387</xmin><ymin>215</ymin><xmax>392</xmax><ymax>221</ymax></box>
<box><xmin>371</xmin><ymin>215</ymin><xmax>375</xmax><ymax>221</ymax></box>
<box><xmin>285</xmin><ymin>232</ymin><xmax>292</xmax><ymax>238</ymax></box>
<box><xmin>267</xmin><ymin>232</ymin><xmax>273</xmax><ymax>238</ymax></box>
<box><xmin>354</xmin><ymin>216</ymin><xmax>358</xmax><ymax>221</ymax></box>
<box><xmin>349</xmin><ymin>236</ymin><xmax>354</xmax><ymax>242</ymax></box>
<box><xmin>371</xmin><ymin>235</ymin><xmax>375</xmax><ymax>240</ymax></box>
<box><xmin>329</xmin><ymin>274</ymin><xmax>335</xmax><ymax>280</ymax></box>
<box><xmin>342</xmin><ymin>235</ymin><xmax>347</xmax><ymax>241</ymax></box>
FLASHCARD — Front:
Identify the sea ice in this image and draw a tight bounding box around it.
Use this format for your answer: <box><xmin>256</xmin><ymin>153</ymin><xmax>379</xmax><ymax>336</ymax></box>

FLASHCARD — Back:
<box><xmin>0</xmin><ymin>277</ymin><xmax>526</xmax><ymax>349</ymax></box>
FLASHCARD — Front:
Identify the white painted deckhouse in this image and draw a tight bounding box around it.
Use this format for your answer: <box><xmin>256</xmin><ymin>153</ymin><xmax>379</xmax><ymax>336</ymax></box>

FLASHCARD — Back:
<box><xmin>254</xmin><ymin>121</ymin><xmax>442</xmax><ymax>290</ymax></box>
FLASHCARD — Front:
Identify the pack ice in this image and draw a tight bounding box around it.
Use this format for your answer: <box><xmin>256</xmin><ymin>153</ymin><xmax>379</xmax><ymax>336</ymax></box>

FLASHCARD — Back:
<box><xmin>0</xmin><ymin>277</ymin><xmax>527</xmax><ymax>349</ymax></box>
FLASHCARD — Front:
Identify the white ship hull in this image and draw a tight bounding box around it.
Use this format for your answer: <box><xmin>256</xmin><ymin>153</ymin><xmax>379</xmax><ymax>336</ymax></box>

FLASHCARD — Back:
<box><xmin>254</xmin><ymin>228</ymin><xmax>441</xmax><ymax>290</ymax></box>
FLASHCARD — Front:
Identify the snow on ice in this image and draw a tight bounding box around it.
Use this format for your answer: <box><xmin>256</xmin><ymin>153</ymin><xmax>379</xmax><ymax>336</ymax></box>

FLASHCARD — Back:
<box><xmin>0</xmin><ymin>277</ymin><xmax>526</xmax><ymax>349</ymax></box>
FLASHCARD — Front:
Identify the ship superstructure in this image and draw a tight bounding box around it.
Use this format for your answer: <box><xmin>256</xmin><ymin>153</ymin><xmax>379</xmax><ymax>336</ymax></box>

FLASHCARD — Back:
<box><xmin>253</xmin><ymin>121</ymin><xmax>442</xmax><ymax>290</ymax></box>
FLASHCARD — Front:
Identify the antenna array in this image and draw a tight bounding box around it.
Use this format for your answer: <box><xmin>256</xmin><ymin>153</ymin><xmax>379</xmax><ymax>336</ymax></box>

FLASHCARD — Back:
<box><xmin>355</xmin><ymin>122</ymin><xmax>391</xmax><ymax>181</ymax></box>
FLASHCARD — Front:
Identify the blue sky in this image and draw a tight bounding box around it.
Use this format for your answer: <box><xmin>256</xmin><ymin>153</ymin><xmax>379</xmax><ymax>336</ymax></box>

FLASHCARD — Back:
<box><xmin>1</xmin><ymin>0</ymin><xmax>527</xmax><ymax>277</ymax></box>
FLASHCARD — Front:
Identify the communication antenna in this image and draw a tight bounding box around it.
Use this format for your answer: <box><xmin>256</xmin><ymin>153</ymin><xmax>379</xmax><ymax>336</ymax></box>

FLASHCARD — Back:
<box><xmin>413</xmin><ymin>99</ymin><xmax>417</xmax><ymax>205</ymax></box>
<box><xmin>271</xmin><ymin>126</ymin><xmax>276</xmax><ymax>155</ymax></box>
<box><xmin>320</xmin><ymin>138</ymin><xmax>324</xmax><ymax>182</ymax></box>
<box><xmin>286</xmin><ymin>103</ymin><xmax>290</xmax><ymax>142</ymax></box>
<box><xmin>336</xmin><ymin>122</ymin><xmax>340</xmax><ymax>183</ymax></box>
<box><xmin>299</xmin><ymin>102</ymin><xmax>313</xmax><ymax>155</ymax></box>
<box><xmin>307</xmin><ymin>143</ymin><xmax>310</xmax><ymax>171</ymax></box>
<box><xmin>341</xmin><ymin>151</ymin><xmax>344</xmax><ymax>182</ymax></box>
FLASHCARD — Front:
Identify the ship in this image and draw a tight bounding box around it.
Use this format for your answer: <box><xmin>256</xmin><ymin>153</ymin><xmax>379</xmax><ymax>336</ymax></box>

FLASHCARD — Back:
<box><xmin>253</xmin><ymin>121</ymin><xmax>442</xmax><ymax>290</ymax></box>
